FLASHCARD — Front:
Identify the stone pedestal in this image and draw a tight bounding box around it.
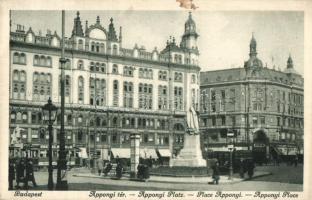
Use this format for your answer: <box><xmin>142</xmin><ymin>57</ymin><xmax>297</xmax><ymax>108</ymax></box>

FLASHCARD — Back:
<box><xmin>170</xmin><ymin>134</ymin><xmax>206</xmax><ymax>167</ymax></box>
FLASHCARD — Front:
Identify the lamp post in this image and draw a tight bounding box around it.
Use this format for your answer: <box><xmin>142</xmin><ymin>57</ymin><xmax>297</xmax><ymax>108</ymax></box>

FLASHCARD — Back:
<box><xmin>42</xmin><ymin>97</ymin><xmax>58</xmax><ymax>190</ymax></box>
<box><xmin>227</xmin><ymin>130</ymin><xmax>234</xmax><ymax>180</ymax></box>
<box><xmin>56</xmin><ymin>10</ymin><xmax>68</xmax><ymax>190</ymax></box>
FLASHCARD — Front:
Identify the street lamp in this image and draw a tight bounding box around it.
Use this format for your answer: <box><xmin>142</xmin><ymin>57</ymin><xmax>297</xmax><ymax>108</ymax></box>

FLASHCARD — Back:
<box><xmin>227</xmin><ymin>130</ymin><xmax>235</xmax><ymax>180</ymax></box>
<box><xmin>42</xmin><ymin>97</ymin><xmax>58</xmax><ymax>190</ymax></box>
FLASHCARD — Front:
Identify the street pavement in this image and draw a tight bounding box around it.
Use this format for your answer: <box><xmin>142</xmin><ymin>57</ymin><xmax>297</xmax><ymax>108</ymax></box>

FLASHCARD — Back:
<box><xmin>11</xmin><ymin>164</ymin><xmax>303</xmax><ymax>191</ymax></box>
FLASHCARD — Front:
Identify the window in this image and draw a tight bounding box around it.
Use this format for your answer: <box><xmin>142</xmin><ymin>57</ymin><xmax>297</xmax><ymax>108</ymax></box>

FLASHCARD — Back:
<box><xmin>13</xmin><ymin>52</ymin><xmax>26</xmax><ymax>65</ymax></box>
<box><xmin>260</xmin><ymin>116</ymin><xmax>265</xmax><ymax>125</ymax></box>
<box><xmin>252</xmin><ymin>117</ymin><xmax>258</xmax><ymax>126</ymax></box>
<box><xmin>12</xmin><ymin>70</ymin><xmax>27</xmax><ymax>100</ymax></box>
<box><xmin>139</xmin><ymin>83</ymin><xmax>153</xmax><ymax>109</ymax></box>
<box><xmin>221</xmin><ymin>116</ymin><xmax>226</xmax><ymax>126</ymax></box>
<box><xmin>174</xmin><ymin>87</ymin><xmax>183</xmax><ymax>110</ymax></box>
<box><xmin>158</xmin><ymin>85</ymin><xmax>168</xmax><ymax>110</ymax></box>
<box><xmin>78</xmin><ymin>39</ymin><xmax>83</xmax><ymax>50</ymax></box>
<box><xmin>89</xmin><ymin>78</ymin><xmax>106</xmax><ymax>106</ymax></box>
<box><xmin>191</xmin><ymin>74</ymin><xmax>196</xmax><ymax>83</ymax></box>
<box><xmin>78</xmin><ymin>76</ymin><xmax>84</xmax><ymax>104</ymax></box>
<box><xmin>113</xmin><ymin>44</ymin><xmax>118</xmax><ymax>55</ymax></box>
<box><xmin>174</xmin><ymin>72</ymin><xmax>183</xmax><ymax>82</ymax></box>
<box><xmin>112</xmin><ymin>64</ymin><xmax>118</xmax><ymax>74</ymax></box>
<box><xmin>77</xmin><ymin>60</ymin><xmax>84</xmax><ymax>70</ymax></box>
<box><xmin>123</xmin><ymin>66</ymin><xmax>133</xmax><ymax>77</ymax></box>
<box><xmin>123</xmin><ymin>81</ymin><xmax>133</xmax><ymax>108</ymax></box>
<box><xmin>212</xmin><ymin>117</ymin><xmax>216</xmax><ymax>126</ymax></box>
<box><xmin>113</xmin><ymin>80</ymin><xmax>119</xmax><ymax>106</ymax></box>
<box><xmin>139</xmin><ymin>68</ymin><xmax>153</xmax><ymax>79</ymax></box>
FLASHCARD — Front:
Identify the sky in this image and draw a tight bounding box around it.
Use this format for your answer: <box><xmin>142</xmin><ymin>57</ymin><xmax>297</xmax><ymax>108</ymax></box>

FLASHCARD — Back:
<box><xmin>11</xmin><ymin>10</ymin><xmax>304</xmax><ymax>75</ymax></box>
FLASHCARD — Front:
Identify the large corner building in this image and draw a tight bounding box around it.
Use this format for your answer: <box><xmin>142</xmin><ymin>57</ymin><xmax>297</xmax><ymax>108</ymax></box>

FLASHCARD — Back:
<box><xmin>9</xmin><ymin>12</ymin><xmax>201</xmax><ymax>165</ymax></box>
<box><xmin>199</xmin><ymin>34</ymin><xmax>304</xmax><ymax>159</ymax></box>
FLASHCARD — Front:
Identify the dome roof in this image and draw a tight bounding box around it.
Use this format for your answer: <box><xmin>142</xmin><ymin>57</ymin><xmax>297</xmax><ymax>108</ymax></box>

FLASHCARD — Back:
<box><xmin>244</xmin><ymin>56</ymin><xmax>263</xmax><ymax>68</ymax></box>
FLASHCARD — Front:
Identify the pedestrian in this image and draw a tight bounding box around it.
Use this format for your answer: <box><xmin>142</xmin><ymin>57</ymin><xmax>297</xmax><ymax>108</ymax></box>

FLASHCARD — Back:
<box><xmin>103</xmin><ymin>161</ymin><xmax>112</xmax><ymax>176</ymax></box>
<box><xmin>97</xmin><ymin>157</ymin><xmax>104</xmax><ymax>176</ymax></box>
<box><xmin>239</xmin><ymin>158</ymin><xmax>245</xmax><ymax>178</ymax></box>
<box><xmin>9</xmin><ymin>158</ymin><xmax>15</xmax><ymax>190</ymax></box>
<box><xmin>15</xmin><ymin>158</ymin><xmax>25</xmax><ymax>189</ymax></box>
<box><xmin>247</xmin><ymin>159</ymin><xmax>255</xmax><ymax>179</ymax></box>
<box><xmin>212</xmin><ymin>161</ymin><xmax>220</xmax><ymax>185</ymax></box>
<box><xmin>115</xmin><ymin>161</ymin><xmax>123</xmax><ymax>179</ymax></box>
<box><xmin>25</xmin><ymin>159</ymin><xmax>37</xmax><ymax>189</ymax></box>
<box><xmin>294</xmin><ymin>155</ymin><xmax>298</xmax><ymax>167</ymax></box>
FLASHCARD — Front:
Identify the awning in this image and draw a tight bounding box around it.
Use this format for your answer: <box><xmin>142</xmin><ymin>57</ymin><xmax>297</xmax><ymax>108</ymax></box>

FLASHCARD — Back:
<box><xmin>140</xmin><ymin>148</ymin><xmax>158</xmax><ymax>159</ymax></box>
<box><xmin>78</xmin><ymin>148</ymin><xmax>88</xmax><ymax>158</ymax></box>
<box><xmin>111</xmin><ymin>148</ymin><xmax>130</xmax><ymax>158</ymax></box>
<box><xmin>157</xmin><ymin>149</ymin><xmax>171</xmax><ymax>157</ymax></box>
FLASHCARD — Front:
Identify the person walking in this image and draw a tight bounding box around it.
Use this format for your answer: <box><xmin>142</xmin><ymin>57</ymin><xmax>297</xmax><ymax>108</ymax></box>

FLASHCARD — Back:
<box><xmin>239</xmin><ymin>158</ymin><xmax>245</xmax><ymax>178</ymax></box>
<box><xmin>25</xmin><ymin>159</ymin><xmax>37</xmax><ymax>189</ymax></box>
<box><xmin>247</xmin><ymin>159</ymin><xmax>255</xmax><ymax>179</ymax></box>
<box><xmin>115</xmin><ymin>161</ymin><xmax>123</xmax><ymax>179</ymax></box>
<box><xmin>212</xmin><ymin>161</ymin><xmax>220</xmax><ymax>185</ymax></box>
<box><xmin>294</xmin><ymin>154</ymin><xmax>298</xmax><ymax>167</ymax></box>
<box><xmin>9</xmin><ymin>158</ymin><xmax>15</xmax><ymax>190</ymax></box>
<box><xmin>15</xmin><ymin>158</ymin><xmax>25</xmax><ymax>189</ymax></box>
<box><xmin>97</xmin><ymin>157</ymin><xmax>104</xmax><ymax>176</ymax></box>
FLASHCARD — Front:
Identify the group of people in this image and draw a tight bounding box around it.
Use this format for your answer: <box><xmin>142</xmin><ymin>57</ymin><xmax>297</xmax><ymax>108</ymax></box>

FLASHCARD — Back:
<box><xmin>96</xmin><ymin>158</ymin><xmax>124</xmax><ymax>179</ymax></box>
<box><xmin>9</xmin><ymin>157</ymin><xmax>37</xmax><ymax>190</ymax></box>
<box><xmin>210</xmin><ymin>158</ymin><xmax>256</xmax><ymax>185</ymax></box>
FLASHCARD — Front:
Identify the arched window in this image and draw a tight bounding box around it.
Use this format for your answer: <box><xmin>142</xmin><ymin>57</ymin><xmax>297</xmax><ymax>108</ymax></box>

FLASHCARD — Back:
<box><xmin>13</xmin><ymin>52</ymin><xmax>19</xmax><ymax>63</ymax></box>
<box><xmin>39</xmin><ymin>55</ymin><xmax>45</xmax><ymax>66</ymax></box>
<box><xmin>112</xmin><ymin>64</ymin><xmax>118</xmax><ymax>74</ymax></box>
<box><xmin>20</xmin><ymin>53</ymin><xmax>26</xmax><ymax>64</ymax></box>
<box><xmin>113</xmin><ymin>44</ymin><xmax>118</xmax><ymax>55</ymax></box>
<box><xmin>123</xmin><ymin>81</ymin><xmax>133</xmax><ymax>108</ymax></box>
<box><xmin>191</xmin><ymin>74</ymin><xmax>196</xmax><ymax>83</ymax></box>
<box><xmin>78</xmin><ymin>39</ymin><xmax>83</xmax><ymax>50</ymax></box>
<box><xmin>13</xmin><ymin>70</ymin><xmax>19</xmax><ymax>81</ymax></box>
<box><xmin>78</xmin><ymin>76</ymin><xmax>84</xmax><ymax>104</ymax></box>
<box><xmin>139</xmin><ymin>68</ymin><xmax>143</xmax><ymax>78</ymax></box>
<box><xmin>96</xmin><ymin>42</ymin><xmax>100</xmax><ymax>52</ymax></box>
<box><xmin>20</xmin><ymin>71</ymin><xmax>26</xmax><ymax>82</ymax></box>
<box><xmin>34</xmin><ymin>55</ymin><xmax>39</xmax><ymax>65</ymax></box>
<box><xmin>95</xmin><ymin>62</ymin><xmax>100</xmax><ymax>72</ymax></box>
<box><xmin>113</xmin><ymin>80</ymin><xmax>119</xmax><ymax>106</ymax></box>
<box><xmin>46</xmin><ymin>56</ymin><xmax>52</xmax><ymax>67</ymax></box>
<box><xmin>65</xmin><ymin>59</ymin><xmax>71</xmax><ymax>69</ymax></box>
<box><xmin>100</xmin><ymin>43</ymin><xmax>105</xmax><ymax>53</ymax></box>
<box><xmin>91</xmin><ymin>41</ymin><xmax>95</xmax><ymax>52</ymax></box>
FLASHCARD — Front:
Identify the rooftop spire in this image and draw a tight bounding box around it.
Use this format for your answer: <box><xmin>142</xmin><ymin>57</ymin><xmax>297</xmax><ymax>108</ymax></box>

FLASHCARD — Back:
<box><xmin>96</xmin><ymin>16</ymin><xmax>100</xmax><ymax>24</ymax></box>
<box><xmin>108</xmin><ymin>17</ymin><xmax>117</xmax><ymax>41</ymax></box>
<box><xmin>249</xmin><ymin>32</ymin><xmax>257</xmax><ymax>57</ymax></box>
<box><xmin>71</xmin><ymin>11</ymin><xmax>84</xmax><ymax>37</ymax></box>
<box><xmin>287</xmin><ymin>54</ymin><xmax>294</xmax><ymax>68</ymax></box>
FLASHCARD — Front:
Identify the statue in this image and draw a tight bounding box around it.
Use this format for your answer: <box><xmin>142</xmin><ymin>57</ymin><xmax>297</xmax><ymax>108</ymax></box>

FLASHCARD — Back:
<box><xmin>170</xmin><ymin>106</ymin><xmax>206</xmax><ymax>167</ymax></box>
<box><xmin>186</xmin><ymin>106</ymin><xmax>199</xmax><ymax>135</ymax></box>
<box><xmin>10</xmin><ymin>126</ymin><xmax>24</xmax><ymax>145</ymax></box>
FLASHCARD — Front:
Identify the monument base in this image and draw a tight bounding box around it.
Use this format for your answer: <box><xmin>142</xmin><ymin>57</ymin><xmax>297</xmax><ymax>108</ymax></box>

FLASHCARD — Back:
<box><xmin>170</xmin><ymin>134</ymin><xmax>207</xmax><ymax>167</ymax></box>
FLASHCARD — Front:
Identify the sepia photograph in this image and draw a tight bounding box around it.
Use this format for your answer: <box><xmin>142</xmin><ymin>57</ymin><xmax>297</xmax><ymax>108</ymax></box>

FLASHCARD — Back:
<box><xmin>1</xmin><ymin>0</ymin><xmax>311</xmax><ymax>199</ymax></box>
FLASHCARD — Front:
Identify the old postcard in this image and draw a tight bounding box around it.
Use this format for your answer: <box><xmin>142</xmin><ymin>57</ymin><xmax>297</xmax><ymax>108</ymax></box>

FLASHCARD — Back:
<box><xmin>0</xmin><ymin>0</ymin><xmax>311</xmax><ymax>199</ymax></box>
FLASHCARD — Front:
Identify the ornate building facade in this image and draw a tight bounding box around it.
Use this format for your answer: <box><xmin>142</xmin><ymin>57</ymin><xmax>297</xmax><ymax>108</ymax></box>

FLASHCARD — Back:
<box><xmin>9</xmin><ymin>12</ymin><xmax>200</xmax><ymax>165</ymax></box>
<box><xmin>199</xmin><ymin>34</ymin><xmax>304</xmax><ymax>157</ymax></box>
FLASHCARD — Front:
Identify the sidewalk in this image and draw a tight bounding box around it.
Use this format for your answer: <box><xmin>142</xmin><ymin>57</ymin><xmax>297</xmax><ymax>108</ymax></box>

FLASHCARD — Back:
<box><xmin>73</xmin><ymin>170</ymin><xmax>272</xmax><ymax>184</ymax></box>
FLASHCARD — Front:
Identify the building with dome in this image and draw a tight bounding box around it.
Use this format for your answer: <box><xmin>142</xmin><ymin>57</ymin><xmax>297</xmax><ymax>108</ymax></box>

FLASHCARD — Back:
<box><xmin>9</xmin><ymin>11</ymin><xmax>201</xmax><ymax>166</ymax></box>
<box><xmin>199</xmin><ymin>34</ymin><xmax>304</xmax><ymax>161</ymax></box>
